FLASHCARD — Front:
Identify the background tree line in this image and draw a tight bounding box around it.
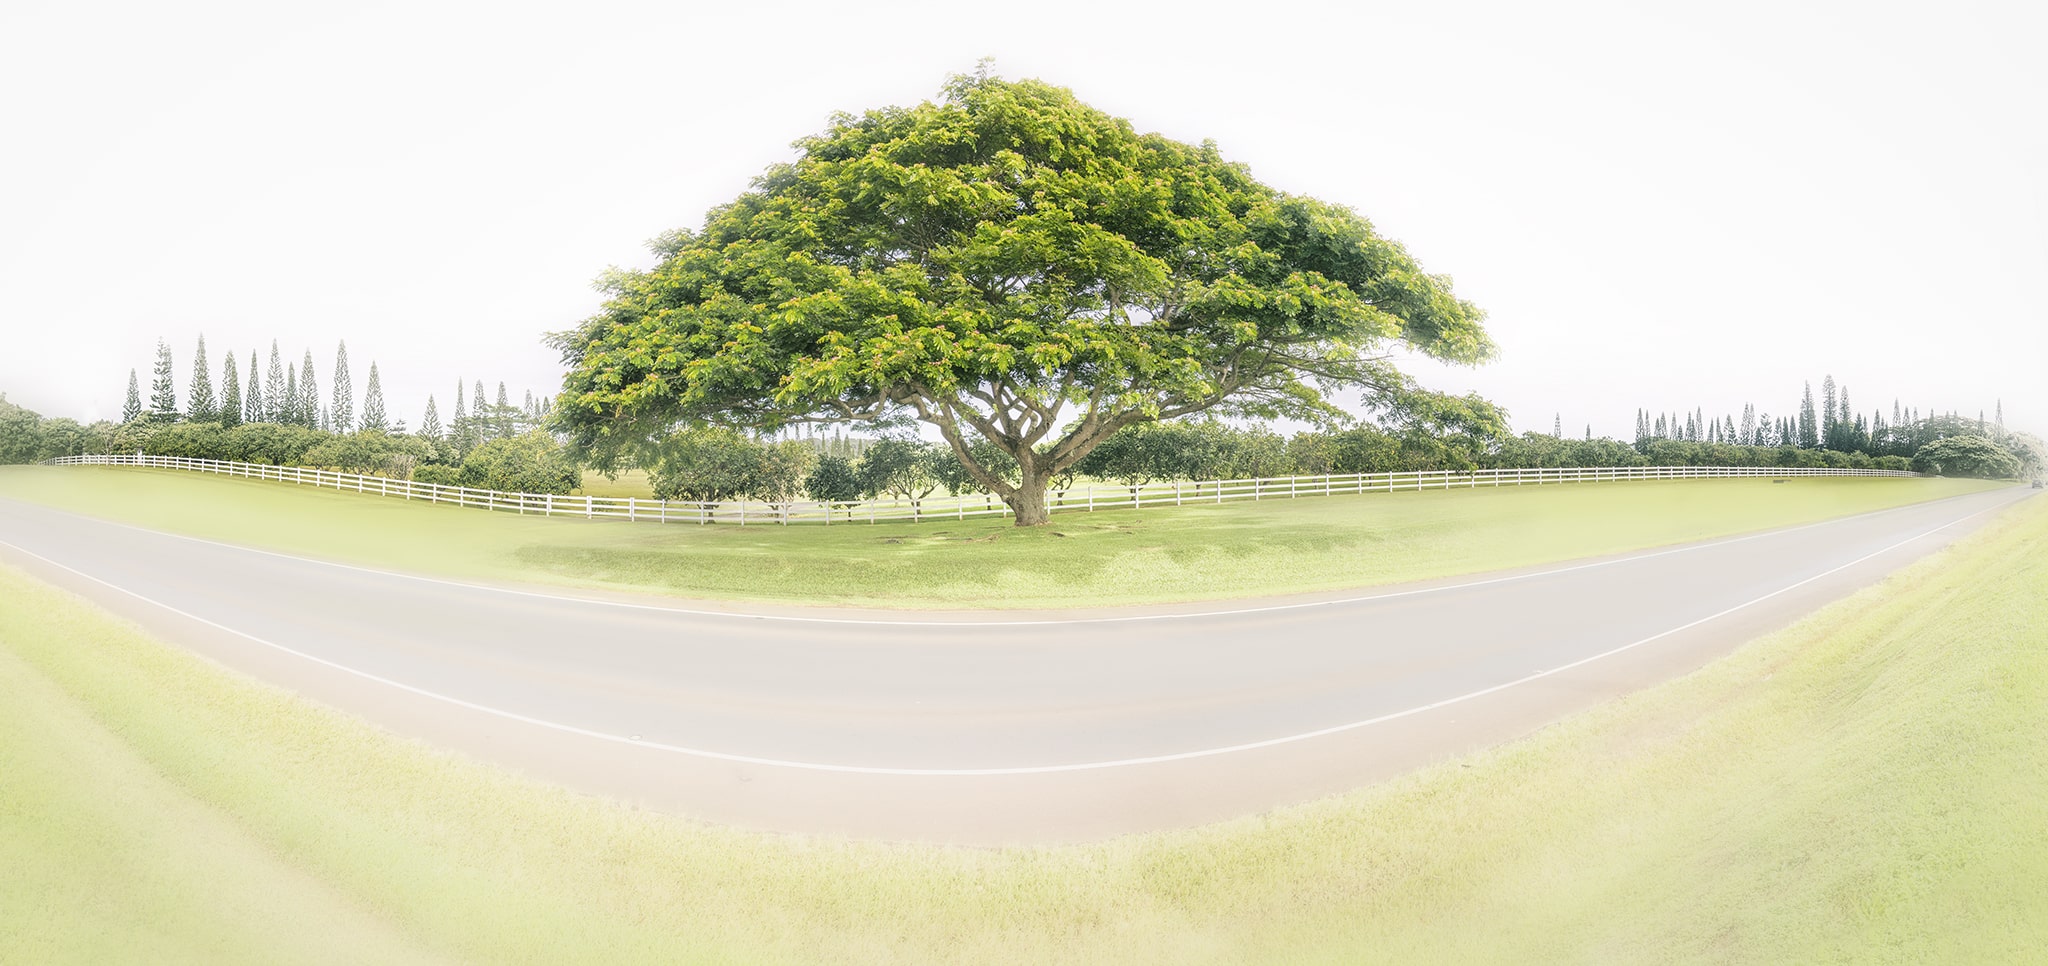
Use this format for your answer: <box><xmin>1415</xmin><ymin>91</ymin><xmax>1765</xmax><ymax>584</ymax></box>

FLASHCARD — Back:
<box><xmin>1632</xmin><ymin>374</ymin><xmax>2020</xmax><ymax>461</ymax></box>
<box><xmin>10</xmin><ymin>343</ymin><xmax>2038</xmax><ymax>497</ymax></box>
<box><xmin>0</xmin><ymin>334</ymin><xmax>579</xmax><ymax>494</ymax></box>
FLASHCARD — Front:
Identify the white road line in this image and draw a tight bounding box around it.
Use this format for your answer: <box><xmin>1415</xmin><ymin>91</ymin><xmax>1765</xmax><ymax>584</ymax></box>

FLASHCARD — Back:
<box><xmin>0</xmin><ymin>494</ymin><xmax>2012</xmax><ymax>776</ymax></box>
<box><xmin>0</xmin><ymin>487</ymin><xmax>2010</xmax><ymax>627</ymax></box>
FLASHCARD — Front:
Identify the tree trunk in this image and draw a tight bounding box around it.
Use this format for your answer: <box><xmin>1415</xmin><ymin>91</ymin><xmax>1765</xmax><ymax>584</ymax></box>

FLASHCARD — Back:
<box><xmin>1007</xmin><ymin>481</ymin><xmax>1051</xmax><ymax>527</ymax></box>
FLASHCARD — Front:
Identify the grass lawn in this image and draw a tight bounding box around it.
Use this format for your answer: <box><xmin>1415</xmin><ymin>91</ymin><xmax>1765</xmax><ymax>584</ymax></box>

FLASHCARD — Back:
<box><xmin>2</xmin><ymin>487</ymin><xmax>2042</xmax><ymax>963</ymax></box>
<box><xmin>0</xmin><ymin>465</ymin><xmax>2009</xmax><ymax>609</ymax></box>
<box><xmin>575</xmin><ymin>467</ymin><xmax>655</xmax><ymax>498</ymax></box>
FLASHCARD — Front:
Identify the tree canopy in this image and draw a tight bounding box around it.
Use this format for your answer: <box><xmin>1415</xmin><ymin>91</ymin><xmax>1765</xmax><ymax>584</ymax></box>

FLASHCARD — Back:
<box><xmin>553</xmin><ymin>72</ymin><xmax>1492</xmax><ymax>524</ymax></box>
<box><xmin>1911</xmin><ymin>435</ymin><xmax>2021</xmax><ymax>480</ymax></box>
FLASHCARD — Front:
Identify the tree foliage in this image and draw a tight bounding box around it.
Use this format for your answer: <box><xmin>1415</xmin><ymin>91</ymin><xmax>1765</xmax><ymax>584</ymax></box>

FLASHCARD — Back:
<box><xmin>458</xmin><ymin>431</ymin><xmax>580</xmax><ymax>495</ymax></box>
<box><xmin>1911</xmin><ymin>435</ymin><xmax>2021</xmax><ymax>479</ymax></box>
<box><xmin>553</xmin><ymin>73</ymin><xmax>1491</xmax><ymax>524</ymax></box>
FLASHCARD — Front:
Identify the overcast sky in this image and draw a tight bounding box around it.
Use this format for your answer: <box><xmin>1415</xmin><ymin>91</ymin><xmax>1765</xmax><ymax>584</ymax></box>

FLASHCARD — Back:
<box><xmin>2</xmin><ymin>0</ymin><xmax>2041</xmax><ymax>439</ymax></box>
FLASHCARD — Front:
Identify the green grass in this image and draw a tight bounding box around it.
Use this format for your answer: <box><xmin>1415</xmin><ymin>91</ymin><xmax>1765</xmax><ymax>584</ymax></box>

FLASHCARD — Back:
<box><xmin>575</xmin><ymin>467</ymin><xmax>655</xmax><ymax>498</ymax></box>
<box><xmin>0</xmin><ymin>465</ymin><xmax>2009</xmax><ymax>608</ymax></box>
<box><xmin>3</xmin><ymin>485</ymin><xmax>2043</xmax><ymax>963</ymax></box>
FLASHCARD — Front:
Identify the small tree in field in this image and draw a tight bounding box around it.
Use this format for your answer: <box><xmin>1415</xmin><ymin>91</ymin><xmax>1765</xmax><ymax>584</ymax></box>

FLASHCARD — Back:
<box><xmin>647</xmin><ymin>426</ymin><xmax>761</xmax><ymax>503</ymax></box>
<box><xmin>805</xmin><ymin>455</ymin><xmax>863</xmax><ymax>520</ymax></box>
<box><xmin>458</xmin><ymin>431</ymin><xmax>580</xmax><ymax>494</ymax></box>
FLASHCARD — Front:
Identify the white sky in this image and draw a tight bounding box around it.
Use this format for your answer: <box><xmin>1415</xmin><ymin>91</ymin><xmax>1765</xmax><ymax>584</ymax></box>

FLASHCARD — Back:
<box><xmin>2</xmin><ymin>0</ymin><xmax>2042</xmax><ymax>439</ymax></box>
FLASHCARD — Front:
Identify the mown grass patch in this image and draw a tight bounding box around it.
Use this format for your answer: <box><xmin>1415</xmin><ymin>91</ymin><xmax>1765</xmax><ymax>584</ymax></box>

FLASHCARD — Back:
<box><xmin>1</xmin><ymin>493</ymin><xmax>2042</xmax><ymax>963</ymax></box>
<box><xmin>575</xmin><ymin>467</ymin><xmax>655</xmax><ymax>499</ymax></box>
<box><xmin>0</xmin><ymin>465</ymin><xmax>2006</xmax><ymax>609</ymax></box>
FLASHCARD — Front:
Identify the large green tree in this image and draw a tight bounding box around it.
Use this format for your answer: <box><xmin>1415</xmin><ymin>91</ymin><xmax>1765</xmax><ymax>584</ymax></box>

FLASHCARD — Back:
<box><xmin>1911</xmin><ymin>435</ymin><xmax>2021</xmax><ymax>480</ymax></box>
<box><xmin>553</xmin><ymin>73</ymin><xmax>1493</xmax><ymax>525</ymax></box>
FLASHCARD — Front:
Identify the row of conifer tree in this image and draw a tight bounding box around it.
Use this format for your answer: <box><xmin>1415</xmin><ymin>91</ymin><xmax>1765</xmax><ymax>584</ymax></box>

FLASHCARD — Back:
<box><xmin>121</xmin><ymin>335</ymin><xmax>550</xmax><ymax>458</ymax></box>
<box><xmin>1629</xmin><ymin>375</ymin><xmax>2008</xmax><ymax>458</ymax></box>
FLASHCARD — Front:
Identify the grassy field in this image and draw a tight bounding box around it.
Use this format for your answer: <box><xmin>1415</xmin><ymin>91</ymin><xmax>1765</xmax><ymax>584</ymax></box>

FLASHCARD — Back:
<box><xmin>576</xmin><ymin>467</ymin><xmax>655</xmax><ymax>498</ymax></box>
<box><xmin>2</xmin><ymin>488</ymin><xmax>2042</xmax><ymax>963</ymax></box>
<box><xmin>0</xmin><ymin>465</ymin><xmax>2008</xmax><ymax>608</ymax></box>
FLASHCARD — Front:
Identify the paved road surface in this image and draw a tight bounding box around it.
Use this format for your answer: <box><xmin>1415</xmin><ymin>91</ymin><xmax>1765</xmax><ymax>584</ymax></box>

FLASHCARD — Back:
<box><xmin>0</xmin><ymin>485</ymin><xmax>2030</xmax><ymax>843</ymax></box>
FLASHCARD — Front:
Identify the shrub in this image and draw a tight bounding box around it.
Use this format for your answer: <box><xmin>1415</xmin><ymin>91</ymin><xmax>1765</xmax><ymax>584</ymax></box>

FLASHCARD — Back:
<box><xmin>413</xmin><ymin>464</ymin><xmax>460</xmax><ymax>487</ymax></box>
<box><xmin>458</xmin><ymin>431</ymin><xmax>579</xmax><ymax>494</ymax></box>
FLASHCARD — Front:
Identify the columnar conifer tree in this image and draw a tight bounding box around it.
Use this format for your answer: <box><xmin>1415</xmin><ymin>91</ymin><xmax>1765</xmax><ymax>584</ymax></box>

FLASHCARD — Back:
<box><xmin>1797</xmin><ymin>383</ymin><xmax>1818</xmax><ymax>447</ymax></box>
<box><xmin>420</xmin><ymin>396</ymin><xmax>442</xmax><ymax>441</ymax></box>
<box><xmin>187</xmin><ymin>335</ymin><xmax>216</xmax><ymax>422</ymax></box>
<box><xmin>265</xmin><ymin>342</ymin><xmax>288</xmax><ymax>423</ymax></box>
<box><xmin>298</xmin><ymin>350</ymin><xmax>319</xmax><ymax>429</ymax></box>
<box><xmin>245</xmin><ymin>351</ymin><xmax>263</xmax><ymax>423</ymax></box>
<box><xmin>495</xmin><ymin>382</ymin><xmax>512</xmax><ymax>438</ymax></box>
<box><xmin>122</xmin><ymin>370</ymin><xmax>142</xmax><ymax>423</ymax></box>
<box><xmin>1821</xmin><ymin>375</ymin><xmax>1837</xmax><ymax>441</ymax></box>
<box><xmin>474</xmin><ymin>380</ymin><xmax>488</xmax><ymax>439</ymax></box>
<box><xmin>220</xmin><ymin>351</ymin><xmax>242</xmax><ymax>429</ymax></box>
<box><xmin>149</xmin><ymin>340</ymin><xmax>179</xmax><ymax>421</ymax></box>
<box><xmin>360</xmin><ymin>362</ymin><xmax>387</xmax><ymax>432</ymax></box>
<box><xmin>331</xmin><ymin>341</ymin><xmax>354</xmax><ymax>433</ymax></box>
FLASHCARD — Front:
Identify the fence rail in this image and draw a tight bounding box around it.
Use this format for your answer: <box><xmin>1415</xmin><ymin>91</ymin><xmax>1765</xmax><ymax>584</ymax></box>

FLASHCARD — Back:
<box><xmin>46</xmin><ymin>453</ymin><xmax>1921</xmax><ymax>526</ymax></box>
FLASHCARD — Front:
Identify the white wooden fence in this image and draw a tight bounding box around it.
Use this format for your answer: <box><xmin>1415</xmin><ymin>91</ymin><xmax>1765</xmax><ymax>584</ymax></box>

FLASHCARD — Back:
<box><xmin>47</xmin><ymin>453</ymin><xmax>1920</xmax><ymax>526</ymax></box>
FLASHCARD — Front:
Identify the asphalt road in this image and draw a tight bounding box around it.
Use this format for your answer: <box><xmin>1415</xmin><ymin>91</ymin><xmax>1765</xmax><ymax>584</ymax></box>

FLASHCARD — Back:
<box><xmin>0</xmin><ymin>485</ymin><xmax>2031</xmax><ymax>843</ymax></box>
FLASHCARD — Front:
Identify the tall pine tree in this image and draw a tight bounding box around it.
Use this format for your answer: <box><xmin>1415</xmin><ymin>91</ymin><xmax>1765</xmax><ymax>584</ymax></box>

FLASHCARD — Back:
<box><xmin>331</xmin><ymin>341</ymin><xmax>354</xmax><ymax>433</ymax></box>
<box><xmin>122</xmin><ymin>369</ymin><xmax>142</xmax><ymax>423</ymax></box>
<box><xmin>298</xmin><ymin>350</ymin><xmax>320</xmax><ymax>430</ymax></box>
<box><xmin>494</xmin><ymin>381</ymin><xmax>512</xmax><ymax>438</ymax></box>
<box><xmin>265</xmin><ymin>342</ymin><xmax>289</xmax><ymax>424</ymax></box>
<box><xmin>360</xmin><ymin>362</ymin><xmax>387</xmax><ymax>432</ymax></box>
<box><xmin>220</xmin><ymin>350</ymin><xmax>242</xmax><ymax>429</ymax></box>
<box><xmin>1798</xmin><ymin>383</ymin><xmax>1819</xmax><ymax>448</ymax></box>
<box><xmin>1820</xmin><ymin>375</ymin><xmax>1837</xmax><ymax>444</ymax></box>
<box><xmin>149</xmin><ymin>340</ymin><xmax>179</xmax><ymax>421</ymax></box>
<box><xmin>187</xmin><ymin>334</ymin><xmax>216</xmax><ymax>422</ymax></box>
<box><xmin>420</xmin><ymin>395</ymin><xmax>442</xmax><ymax>441</ymax></box>
<box><xmin>473</xmin><ymin>380</ymin><xmax>488</xmax><ymax>440</ymax></box>
<box><xmin>245</xmin><ymin>351</ymin><xmax>263</xmax><ymax>423</ymax></box>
